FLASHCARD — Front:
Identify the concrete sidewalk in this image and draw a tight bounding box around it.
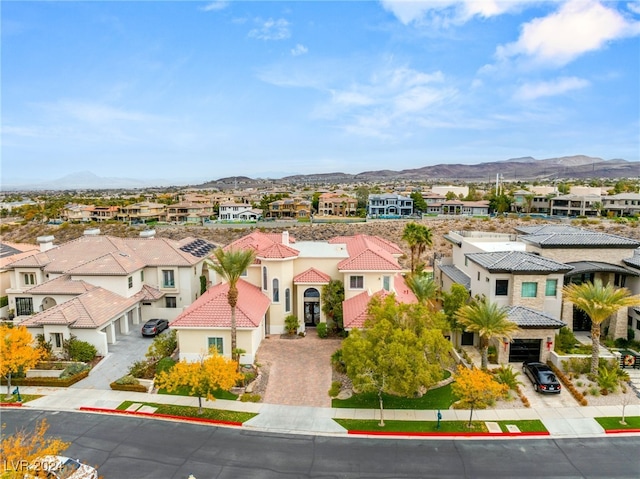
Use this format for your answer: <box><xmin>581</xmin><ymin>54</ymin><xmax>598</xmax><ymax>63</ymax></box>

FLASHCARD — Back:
<box><xmin>8</xmin><ymin>386</ymin><xmax>640</xmax><ymax>438</ymax></box>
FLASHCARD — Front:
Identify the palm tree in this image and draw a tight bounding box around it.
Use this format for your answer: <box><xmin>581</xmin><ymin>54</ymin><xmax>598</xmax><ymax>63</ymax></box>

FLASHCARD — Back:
<box><xmin>205</xmin><ymin>247</ymin><xmax>256</xmax><ymax>363</ymax></box>
<box><xmin>405</xmin><ymin>274</ymin><xmax>438</xmax><ymax>309</ymax></box>
<box><xmin>562</xmin><ymin>279</ymin><xmax>640</xmax><ymax>375</ymax></box>
<box><xmin>456</xmin><ymin>299</ymin><xmax>519</xmax><ymax>370</ymax></box>
<box><xmin>402</xmin><ymin>223</ymin><xmax>433</xmax><ymax>273</ymax></box>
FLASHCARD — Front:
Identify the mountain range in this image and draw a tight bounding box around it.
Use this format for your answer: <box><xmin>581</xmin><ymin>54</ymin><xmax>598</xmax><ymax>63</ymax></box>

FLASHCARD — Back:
<box><xmin>2</xmin><ymin>155</ymin><xmax>638</xmax><ymax>191</ymax></box>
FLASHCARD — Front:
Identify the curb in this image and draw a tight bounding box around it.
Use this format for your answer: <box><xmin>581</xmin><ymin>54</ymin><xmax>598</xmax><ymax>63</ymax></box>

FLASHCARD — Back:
<box><xmin>604</xmin><ymin>429</ymin><xmax>640</xmax><ymax>434</ymax></box>
<box><xmin>0</xmin><ymin>403</ymin><xmax>23</xmax><ymax>408</ymax></box>
<box><xmin>78</xmin><ymin>406</ymin><xmax>243</xmax><ymax>427</ymax></box>
<box><xmin>348</xmin><ymin>430</ymin><xmax>550</xmax><ymax>437</ymax></box>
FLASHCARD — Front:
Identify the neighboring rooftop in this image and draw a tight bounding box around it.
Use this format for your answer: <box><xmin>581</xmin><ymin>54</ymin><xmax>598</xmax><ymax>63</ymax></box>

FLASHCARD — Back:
<box><xmin>507</xmin><ymin>306</ymin><xmax>566</xmax><ymax>329</ymax></box>
<box><xmin>465</xmin><ymin>251</ymin><xmax>574</xmax><ymax>273</ymax></box>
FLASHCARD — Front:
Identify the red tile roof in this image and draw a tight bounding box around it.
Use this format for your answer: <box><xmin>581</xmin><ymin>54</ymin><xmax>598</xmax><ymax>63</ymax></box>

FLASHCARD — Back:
<box><xmin>331</xmin><ymin>234</ymin><xmax>403</xmax><ymax>271</ymax></box>
<box><xmin>170</xmin><ymin>279</ymin><xmax>270</xmax><ymax>329</ymax></box>
<box><xmin>136</xmin><ymin>284</ymin><xmax>165</xmax><ymax>301</ymax></box>
<box><xmin>293</xmin><ymin>267</ymin><xmax>331</xmax><ymax>284</ymax></box>
<box><xmin>224</xmin><ymin>231</ymin><xmax>298</xmax><ymax>261</ymax></box>
<box><xmin>259</xmin><ymin>242</ymin><xmax>299</xmax><ymax>259</ymax></box>
<box><xmin>20</xmin><ymin>287</ymin><xmax>140</xmax><ymax>329</ymax></box>
<box><xmin>342</xmin><ymin>276</ymin><xmax>417</xmax><ymax>329</ymax></box>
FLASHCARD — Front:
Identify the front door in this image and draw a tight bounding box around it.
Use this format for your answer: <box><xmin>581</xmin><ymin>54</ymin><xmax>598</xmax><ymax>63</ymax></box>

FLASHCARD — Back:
<box><xmin>573</xmin><ymin>307</ymin><xmax>592</xmax><ymax>332</ymax></box>
<box><xmin>304</xmin><ymin>302</ymin><xmax>320</xmax><ymax>327</ymax></box>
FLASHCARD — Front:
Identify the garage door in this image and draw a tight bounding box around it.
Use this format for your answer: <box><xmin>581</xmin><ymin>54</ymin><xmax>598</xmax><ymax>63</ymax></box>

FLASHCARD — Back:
<box><xmin>509</xmin><ymin>339</ymin><xmax>541</xmax><ymax>363</ymax></box>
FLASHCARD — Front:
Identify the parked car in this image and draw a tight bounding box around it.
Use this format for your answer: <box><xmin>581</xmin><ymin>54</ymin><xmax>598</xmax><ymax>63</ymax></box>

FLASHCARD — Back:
<box><xmin>523</xmin><ymin>361</ymin><xmax>561</xmax><ymax>393</ymax></box>
<box><xmin>141</xmin><ymin>318</ymin><xmax>169</xmax><ymax>337</ymax></box>
<box><xmin>26</xmin><ymin>455</ymin><xmax>98</xmax><ymax>479</ymax></box>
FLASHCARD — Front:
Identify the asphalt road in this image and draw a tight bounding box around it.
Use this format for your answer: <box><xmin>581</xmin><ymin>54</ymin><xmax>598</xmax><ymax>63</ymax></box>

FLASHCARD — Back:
<box><xmin>3</xmin><ymin>410</ymin><xmax>639</xmax><ymax>479</ymax></box>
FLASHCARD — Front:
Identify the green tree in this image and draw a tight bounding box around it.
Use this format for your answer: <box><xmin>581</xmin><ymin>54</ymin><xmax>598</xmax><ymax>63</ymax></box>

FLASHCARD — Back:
<box><xmin>441</xmin><ymin>284</ymin><xmax>470</xmax><ymax>343</ymax></box>
<box><xmin>562</xmin><ymin>279</ymin><xmax>640</xmax><ymax>375</ymax></box>
<box><xmin>154</xmin><ymin>349</ymin><xmax>242</xmax><ymax>414</ymax></box>
<box><xmin>401</xmin><ymin>222</ymin><xmax>433</xmax><ymax>274</ymax></box>
<box><xmin>404</xmin><ymin>273</ymin><xmax>438</xmax><ymax>308</ymax></box>
<box><xmin>455</xmin><ymin>299</ymin><xmax>519</xmax><ymax>370</ymax></box>
<box><xmin>452</xmin><ymin>365</ymin><xmax>508</xmax><ymax>427</ymax></box>
<box><xmin>205</xmin><ymin>247</ymin><xmax>257</xmax><ymax>363</ymax></box>
<box><xmin>445</xmin><ymin>191</ymin><xmax>457</xmax><ymax>200</ymax></box>
<box><xmin>259</xmin><ymin>193</ymin><xmax>289</xmax><ymax>213</ymax></box>
<box><xmin>321</xmin><ymin>279</ymin><xmax>344</xmax><ymax>332</ymax></box>
<box><xmin>410</xmin><ymin>191</ymin><xmax>427</xmax><ymax>214</ymax></box>
<box><xmin>311</xmin><ymin>192</ymin><xmax>321</xmax><ymax>213</ymax></box>
<box><xmin>355</xmin><ymin>186</ymin><xmax>370</xmax><ymax>210</ymax></box>
<box><xmin>342</xmin><ymin>318</ymin><xmax>449</xmax><ymax>426</ymax></box>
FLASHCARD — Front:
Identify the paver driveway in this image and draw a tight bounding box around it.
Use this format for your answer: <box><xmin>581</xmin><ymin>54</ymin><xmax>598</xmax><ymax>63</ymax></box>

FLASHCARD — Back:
<box><xmin>256</xmin><ymin>330</ymin><xmax>342</xmax><ymax>407</ymax></box>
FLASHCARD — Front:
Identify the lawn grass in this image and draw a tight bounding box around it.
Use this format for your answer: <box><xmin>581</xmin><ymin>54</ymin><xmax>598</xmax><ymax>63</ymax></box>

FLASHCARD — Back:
<box><xmin>332</xmin><ymin>383</ymin><xmax>456</xmax><ymax>410</ymax></box>
<box><xmin>594</xmin><ymin>416</ymin><xmax>640</xmax><ymax>430</ymax></box>
<box><xmin>334</xmin><ymin>419</ymin><xmax>547</xmax><ymax>434</ymax></box>
<box><xmin>1</xmin><ymin>394</ymin><xmax>42</xmax><ymax>404</ymax></box>
<box><xmin>157</xmin><ymin>386</ymin><xmax>237</xmax><ymax>401</ymax></box>
<box><xmin>116</xmin><ymin>400</ymin><xmax>256</xmax><ymax>423</ymax></box>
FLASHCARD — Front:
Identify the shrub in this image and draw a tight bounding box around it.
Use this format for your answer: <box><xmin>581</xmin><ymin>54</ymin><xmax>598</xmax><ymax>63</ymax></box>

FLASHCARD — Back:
<box><xmin>331</xmin><ymin>348</ymin><xmax>345</xmax><ymax>373</ymax></box>
<box><xmin>316</xmin><ymin>322</ymin><xmax>328</xmax><ymax>338</ymax></box>
<box><xmin>129</xmin><ymin>359</ymin><xmax>157</xmax><ymax>379</ymax></box>
<box><xmin>146</xmin><ymin>329</ymin><xmax>177</xmax><ymax>361</ymax></box>
<box><xmin>284</xmin><ymin>315</ymin><xmax>299</xmax><ymax>335</ymax></box>
<box><xmin>67</xmin><ymin>338</ymin><xmax>97</xmax><ymax>362</ymax></box>
<box><xmin>555</xmin><ymin>327</ymin><xmax>578</xmax><ymax>353</ymax></box>
<box><xmin>60</xmin><ymin>363</ymin><xmax>89</xmax><ymax>378</ymax></box>
<box><xmin>240</xmin><ymin>393</ymin><xmax>261</xmax><ymax>402</ymax></box>
<box><xmin>614</xmin><ymin>337</ymin><xmax>629</xmax><ymax>349</ymax></box>
<box><xmin>487</xmin><ymin>345</ymin><xmax>497</xmax><ymax>364</ymax></box>
<box><xmin>115</xmin><ymin>374</ymin><xmax>139</xmax><ymax>385</ymax></box>
<box><xmin>493</xmin><ymin>365</ymin><xmax>523</xmax><ymax>391</ymax></box>
<box><xmin>328</xmin><ymin>381</ymin><xmax>341</xmax><ymax>398</ymax></box>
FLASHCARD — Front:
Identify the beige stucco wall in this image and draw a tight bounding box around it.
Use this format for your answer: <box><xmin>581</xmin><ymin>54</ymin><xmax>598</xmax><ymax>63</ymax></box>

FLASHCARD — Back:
<box><xmin>176</xmin><ymin>324</ymin><xmax>263</xmax><ymax>364</ymax></box>
<box><xmin>525</xmin><ymin>246</ymin><xmax>634</xmax><ymax>265</ymax></box>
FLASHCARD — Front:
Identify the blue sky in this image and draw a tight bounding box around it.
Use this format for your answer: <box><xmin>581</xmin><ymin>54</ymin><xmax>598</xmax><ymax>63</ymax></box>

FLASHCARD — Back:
<box><xmin>2</xmin><ymin>0</ymin><xmax>639</xmax><ymax>184</ymax></box>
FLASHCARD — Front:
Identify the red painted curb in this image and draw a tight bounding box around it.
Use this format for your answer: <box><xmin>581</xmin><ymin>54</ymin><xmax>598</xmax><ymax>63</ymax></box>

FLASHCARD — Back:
<box><xmin>605</xmin><ymin>429</ymin><xmax>640</xmax><ymax>434</ymax></box>
<box><xmin>78</xmin><ymin>406</ymin><xmax>242</xmax><ymax>427</ymax></box>
<box><xmin>348</xmin><ymin>430</ymin><xmax>550</xmax><ymax>437</ymax></box>
<box><xmin>0</xmin><ymin>402</ymin><xmax>23</xmax><ymax>407</ymax></box>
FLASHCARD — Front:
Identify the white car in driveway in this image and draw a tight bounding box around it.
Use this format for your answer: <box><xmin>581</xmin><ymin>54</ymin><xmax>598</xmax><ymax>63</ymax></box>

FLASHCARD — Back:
<box><xmin>26</xmin><ymin>455</ymin><xmax>98</xmax><ymax>479</ymax></box>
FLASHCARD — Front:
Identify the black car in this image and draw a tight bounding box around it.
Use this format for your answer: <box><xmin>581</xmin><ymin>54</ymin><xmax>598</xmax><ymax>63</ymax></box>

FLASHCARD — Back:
<box><xmin>141</xmin><ymin>319</ymin><xmax>169</xmax><ymax>337</ymax></box>
<box><xmin>523</xmin><ymin>361</ymin><xmax>561</xmax><ymax>393</ymax></box>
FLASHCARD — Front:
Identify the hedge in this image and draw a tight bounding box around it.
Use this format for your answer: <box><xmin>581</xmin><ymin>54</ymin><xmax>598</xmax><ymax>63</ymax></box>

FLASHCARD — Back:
<box><xmin>109</xmin><ymin>382</ymin><xmax>148</xmax><ymax>393</ymax></box>
<box><xmin>1</xmin><ymin>370</ymin><xmax>89</xmax><ymax>387</ymax></box>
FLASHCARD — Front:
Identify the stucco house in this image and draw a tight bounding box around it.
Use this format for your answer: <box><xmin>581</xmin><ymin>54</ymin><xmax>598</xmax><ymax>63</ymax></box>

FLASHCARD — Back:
<box><xmin>5</xmin><ymin>229</ymin><xmax>216</xmax><ymax>356</ymax></box>
<box><xmin>170</xmin><ymin>230</ymin><xmax>414</xmax><ymax>363</ymax></box>
<box><xmin>435</xmin><ymin>225</ymin><xmax>640</xmax><ymax>363</ymax></box>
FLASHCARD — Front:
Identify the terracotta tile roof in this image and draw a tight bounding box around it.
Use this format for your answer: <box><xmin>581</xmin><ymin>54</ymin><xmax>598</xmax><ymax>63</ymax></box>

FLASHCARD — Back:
<box><xmin>0</xmin><ymin>242</ymin><xmax>39</xmax><ymax>269</ymax></box>
<box><xmin>342</xmin><ymin>277</ymin><xmax>417</xmax><ymax>329</ymax></box>
<box><xmin>20</xmin><ymin>287</ymin><xmax>139</xmax><ymax>329</ymax></box>
<box><xmin>259</xmin><ymin>242</ymin><xmax>299</xmax><ymax>259</ymax></box>
<box><xmin>338</xmin><ymin>248</ymin><xmax>401</xmax><ymax>271</ymax></box>
<box><xmin>293</xmin><ymin>267</ymin><xmax>332</xmax><ymax>284</ymax></box>
<box><xmin>136</xmin><ymin>284</ymin><xmax>165</xmax><ymax>301</ymax></box>
<box><xmin>170</xmin><ymin>279</ymin><xmax>270</xmax><ymax>329</ymax></box>
<box><xmin>67</xmin><ymin>251</ymin><xmax>146</xmax><ymax>276</ymax></box>
<box><xmin>26</xmin><ymin>275</ymin><xmax>96</xmax><ymax>295</ymax></box>
<box><xmin>6</xmin><ymin>251</ymin><xmax>52</xmax><ymax>269</ymax></box>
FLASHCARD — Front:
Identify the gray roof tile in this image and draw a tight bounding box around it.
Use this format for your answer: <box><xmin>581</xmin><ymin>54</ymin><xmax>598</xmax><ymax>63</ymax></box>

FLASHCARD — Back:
<box><xmin>465</xmin><ymin>251</ymin><xmax>573</xmax><ymax>273</ymax></box>
<box><xmin>439</xmin><ymin>264</ymin><xmax>470</xmax><ymax>290</ymax></box>
<box><xmin>507</xmin><ymin>306</ymin><xmax>566</xmax><ymax>329</ymax></box>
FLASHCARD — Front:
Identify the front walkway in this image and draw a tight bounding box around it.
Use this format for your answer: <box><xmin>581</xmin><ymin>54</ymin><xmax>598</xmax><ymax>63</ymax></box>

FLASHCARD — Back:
<box><xmin>255</xmin><ymin>329</ymin><xmax>341</xmax><ymax>407</ymax></box>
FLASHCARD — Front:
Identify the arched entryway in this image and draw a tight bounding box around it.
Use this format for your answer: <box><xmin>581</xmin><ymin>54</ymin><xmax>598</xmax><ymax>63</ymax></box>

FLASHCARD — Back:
<box><xmin>41</xmin><ymin>297</ymin><xmax>57</xmax><ymax>311</ymax></box>
<box><xmin>303</xmin><ymin>288</ymin><xmax>320</xmax><ymax>327</ymax></box>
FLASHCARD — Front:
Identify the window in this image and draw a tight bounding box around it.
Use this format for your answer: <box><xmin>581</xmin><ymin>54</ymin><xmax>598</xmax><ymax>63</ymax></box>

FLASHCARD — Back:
<box><xmin>51</xmin><ymin>333</ymin><xmax>63</xmax><ymax>349</ymax></box>
<box><xmin>141</xmin><ymin>270</ymin><xmax>144</xmax><ymax>282</ymax></box>
<box><xmin>545</xmin><ymin>279</ymin><xmax>558</xmax><ymax>297</ymax></box>
<box><xmin>15</xmin><ymin>298</ymin><xmax>33</xmax><ymax>316</ymax></box>
<box><xmin>521</xmin><ymin>282</ymin><xmax>538</xmax><ymax>298</ymax></box>
<box><xmin>285</xmin><ymin>288</ymin><xmax>291</xmax><ymax>312</ymax></box>
<box><xmin>495</xmin><ymin>280</ymin><xmax>509</xmax><ymax>296</ymax></box>
<box><xmin>23</xmin><ymin>273</ymin><xmax>36</xmax><ymax>286</ymax></box>
<box><xmin>272</xmin><ymin>278</ymin><xmax>279</xmax><ymax>302</ymax></box>
<box><xmin>208</xmin><ymin>337</ymin><xmax>223</xmax><ymax>354</ymax></box>
<box><xmin>382</xmin><ymin>276</ymin><xmax>391</xmax><ymax>291</ymax></box>
<box><xmin>465</xmin><ymin>257</ymin><xmax>468</xmax><ymax>267</ymax></box>
<box><xmin>241</xmin><ymin>269</ymin><xmax>248</xmax><ymax>277</ymax></box>
<box><xmin>128</xmin><ymin>276</ymin><xmax>133</xmax><ymax>289</ymax></box>
<box><xmin>262</xmin><ymin>267</ymin><xmax>267</xmax><ymax>290</ymax></box>
<box><xmin>165</xmin><ymin>296</ymin><xmax>177</xmax><ymax>308</ymax></box>
<box><xmin>350</xmin><ymin>275</ymin><xmax>364</xmax><ymax>289</ymax></box>
<box><xmin>162</xmin><ymin>270</ymin><xmax>175</xmax><ymax>288</ymax></box>
<box><xmin>477</xmin><ymin>272</ymin><xmax>480</xmax><ymax>281</ymax></box>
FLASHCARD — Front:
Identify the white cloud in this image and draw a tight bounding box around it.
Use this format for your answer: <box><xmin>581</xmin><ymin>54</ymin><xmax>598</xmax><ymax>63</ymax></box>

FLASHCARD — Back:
<box><xmin>248</xmin><ymin>18</ymin><xmax>290</xmax><ymax>40</ymax></box>
<box><xmin>52</xmin><ymin>100</ymin><xmax>159</xmax><ymax>123</ymax></box>
<box><xmin>515</xmin><ymin>76</ymin><xmax>590</xmax><ymax>100</ymax></box>
<box><xmin>379</xmin><ymin>0</ymin><xmax>535</xmax><ymax>26</ymax></box>
<box><xmin>497</xmin><ymin>0</ymin><xmax>640</xmax><ymax>67</ymax></box>
<box><xmin>291</xmin><ymin>44</ymin><xmax>308</xmax><ymax>56</ymax></box>
<box><xmin>200</xmin><ymin>1</ymin><xmax>228</xmax><ymax>12</ymax></box>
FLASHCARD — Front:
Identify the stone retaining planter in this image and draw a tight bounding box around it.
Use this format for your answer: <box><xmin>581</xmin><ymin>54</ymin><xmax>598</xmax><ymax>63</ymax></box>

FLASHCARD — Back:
<box><xmin>548</xmin><ymin>350</ymin><xmax>616</xmax><ymax>371</ymax></box>
<box><xmin>26</xmin><ymin>369</ymin><xmax>64</xmax><ymax>378</ymax></box>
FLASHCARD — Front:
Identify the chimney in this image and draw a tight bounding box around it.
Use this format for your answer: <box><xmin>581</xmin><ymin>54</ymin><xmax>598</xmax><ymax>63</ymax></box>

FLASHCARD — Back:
<box><xmin>36</xmin><ymin>235</ymin><xmax>55</xmax><ymax>252</ymax></box>
<box><xmin>281</xmin><ymin>231</ymin><xmax>289</xmax><ymax>246</ymax></box>
<box><xmin>84</xmin><ymin>228</ymin><xmax>101</xmax><ymax>236</ymax></box>
<box><xmin>139</xmin><ymin>229</ymin><xmax>156</xmax><ymax>239</ymax></box>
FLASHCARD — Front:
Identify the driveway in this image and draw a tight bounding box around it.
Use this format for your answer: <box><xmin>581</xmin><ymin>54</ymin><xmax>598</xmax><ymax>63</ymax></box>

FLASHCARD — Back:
<box><xmin>255</xmin><ymin>330</ymin><xmax>342</xmax><ymax>407</ymax></box>
<box><xmin>515</xmin><ymin>362</ymin><xmax>580</xmax><ymax>409</ymax></box>
<box><xmin>71</xmin><ymin>330</ymin><xmax>155</xmax><ymax>390</ymax></box>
